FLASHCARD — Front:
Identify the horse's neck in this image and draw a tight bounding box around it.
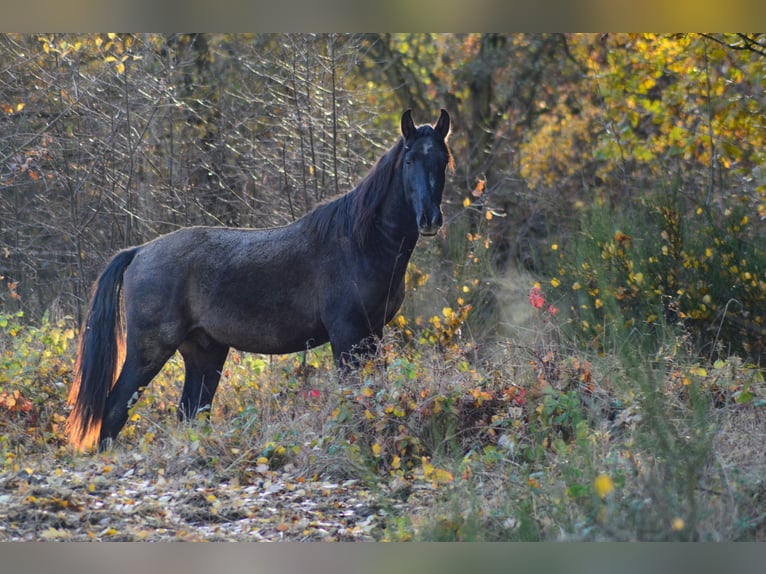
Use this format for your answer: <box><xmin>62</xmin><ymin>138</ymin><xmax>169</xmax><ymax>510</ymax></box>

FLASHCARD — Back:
<box><xmin>373</xmin><ymin>175</ymin><xmax>419</xmax><ymax>260</ymax></box>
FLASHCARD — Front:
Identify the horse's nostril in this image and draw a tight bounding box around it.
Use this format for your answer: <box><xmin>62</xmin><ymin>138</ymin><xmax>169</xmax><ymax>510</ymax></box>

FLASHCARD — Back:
<box><xmin>418</xmin><ymin>211</ymin><xmax>442</xmax><ymax>231</ymax></box>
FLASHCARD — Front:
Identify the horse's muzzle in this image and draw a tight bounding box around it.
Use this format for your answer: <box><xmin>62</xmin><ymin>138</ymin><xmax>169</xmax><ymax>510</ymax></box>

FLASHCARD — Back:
<box><xmin>418</xmin><ymin>211</ymin><xmax>443</xmax><ymax>236</ymax></box>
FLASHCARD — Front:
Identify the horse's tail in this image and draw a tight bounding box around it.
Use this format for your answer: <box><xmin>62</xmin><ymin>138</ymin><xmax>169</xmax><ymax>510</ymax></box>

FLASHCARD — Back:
<box><xmin>66</xmin><ymin>247</ymin><xmax>139</xmax><ymax>452</ymax></box>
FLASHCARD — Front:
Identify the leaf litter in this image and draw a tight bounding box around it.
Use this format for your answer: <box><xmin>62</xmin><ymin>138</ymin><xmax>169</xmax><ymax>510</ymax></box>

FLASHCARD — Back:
<box><xmin>0</xmin><ymin>451</ymin><xmax>410</xmax><ymax>541</ymax></box>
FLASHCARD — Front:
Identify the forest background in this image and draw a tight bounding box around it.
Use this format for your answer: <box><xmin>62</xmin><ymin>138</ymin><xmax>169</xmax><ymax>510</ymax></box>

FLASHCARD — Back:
<box><xmin>1</xmin><ymin>33</ymin><xmax>765</xmax><ymax>541</ymax></box>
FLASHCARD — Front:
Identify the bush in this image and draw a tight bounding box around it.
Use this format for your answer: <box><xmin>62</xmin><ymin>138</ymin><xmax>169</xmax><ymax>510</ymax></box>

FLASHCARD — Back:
<box><xmin>0</xmin><ymin>312</ymin><xmax>74</xmax><ymax>468</ymax></box>
<box><xmin>546</xmin><ymin>183</ymin><xmax>766</xmax><ymax>363</ymax></box>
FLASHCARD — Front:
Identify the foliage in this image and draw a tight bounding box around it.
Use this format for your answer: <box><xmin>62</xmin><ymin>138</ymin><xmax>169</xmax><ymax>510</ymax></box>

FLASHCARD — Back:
<box><xmin>0</xmin><ymin>312</ymin><xmax>74</xmax><ymax>467</ymax></box>
<box><xmin>520</xmin><ymin>34</ymin><xmax>766</xmax><ymax>202</ymax></box>
<box><xmin>545</xmin><ymin>184</ymin><xmax>766</xmax><ymax>362</ymax></box>
<box><xmin>516</xmin><ymin>33</ymin><xmax>766</xmax><ymax>359</ymax></box>
<box><xmin>2</xmin><ymin>33</ymin><xmax>766</xmax><ymax>541</ymax></box>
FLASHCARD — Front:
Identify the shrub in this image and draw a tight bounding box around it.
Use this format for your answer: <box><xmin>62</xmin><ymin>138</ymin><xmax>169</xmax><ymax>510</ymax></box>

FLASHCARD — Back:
<box><xmin>0</xmin><ymin>312</ymin><xmax>74</xmax><ymax>468</ymax></box>
<box><xmin>547</xmin><ymin>183</ymin><xmax>766</xmax><ymax>362</ymax></box>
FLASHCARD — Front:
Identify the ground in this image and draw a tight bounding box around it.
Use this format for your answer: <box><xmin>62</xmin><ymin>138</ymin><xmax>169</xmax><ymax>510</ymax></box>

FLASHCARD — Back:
<box><xmin>0</xmin><ymin>451</ymin><xmax>414</xmax><ymax>541</ymax></box>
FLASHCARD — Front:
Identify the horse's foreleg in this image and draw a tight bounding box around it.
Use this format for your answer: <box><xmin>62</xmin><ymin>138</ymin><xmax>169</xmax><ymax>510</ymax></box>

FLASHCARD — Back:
<box><xmin>178</xmin><ymin>340</ymin><xmax>229</xmax><ymax>420</ymax></box>
<box><xmin>329</xmin><ymin>322</ymin><xmax>383</xmax><ymax>374</ymax></box>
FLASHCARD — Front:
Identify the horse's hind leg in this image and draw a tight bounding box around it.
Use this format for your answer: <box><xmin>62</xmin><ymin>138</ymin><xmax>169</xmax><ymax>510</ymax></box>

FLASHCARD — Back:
<box><xmin>99</xmin><ymin>343</ymin><xmax>175</xmax><ymax>450</ymax></box>
<box><xmin>177</xmin><ymin>338</ymin><xmax>229</xmax><ymax>421</ymax></box>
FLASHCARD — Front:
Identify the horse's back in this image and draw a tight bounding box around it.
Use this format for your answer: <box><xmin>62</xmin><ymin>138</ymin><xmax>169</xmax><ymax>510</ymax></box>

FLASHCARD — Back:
<box><xmin>121</xmin><ymin>224</ymin><xmax>332</xmax><ymax>355</ymax></box>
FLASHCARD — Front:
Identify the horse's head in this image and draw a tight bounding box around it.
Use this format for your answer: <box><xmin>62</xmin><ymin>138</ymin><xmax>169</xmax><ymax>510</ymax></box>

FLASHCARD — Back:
<box><xmin>400</xmin><ymin>109</ymin><xmax>452</xmax><ymax>237</ymax></box>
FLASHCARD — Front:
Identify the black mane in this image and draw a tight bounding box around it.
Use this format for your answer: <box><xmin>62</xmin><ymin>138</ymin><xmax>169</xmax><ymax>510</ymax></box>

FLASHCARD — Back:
<box><xmin>306</xmin><ymin>139</ymin><xmax>405</xmax><ymax>246</ymax></box>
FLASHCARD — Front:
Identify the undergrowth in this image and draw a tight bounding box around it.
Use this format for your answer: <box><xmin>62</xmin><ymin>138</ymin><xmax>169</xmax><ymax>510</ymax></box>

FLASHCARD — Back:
<box><xmin>1</xmin><ymin>286</ymin><xmax>764</xmax><ymax>540</ymax></box>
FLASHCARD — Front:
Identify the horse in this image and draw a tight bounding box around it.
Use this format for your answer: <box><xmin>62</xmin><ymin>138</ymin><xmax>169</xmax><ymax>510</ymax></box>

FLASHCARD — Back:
<box><xmin>66</xmin><ymin>109</ymin><xmax>453</xmax><ymax>452</ymax></box>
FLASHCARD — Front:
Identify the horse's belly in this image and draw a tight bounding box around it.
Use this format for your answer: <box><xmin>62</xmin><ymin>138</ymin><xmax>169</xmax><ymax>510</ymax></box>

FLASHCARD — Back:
<box><xmin>207</xmin><ymin>314</ymin><xmax>329</xmax><ymax>356</ymax></box>
<box><xmin>232</xmin><ymin>330</ymin><xmax>330</xmax><ymax>355</ymax></box>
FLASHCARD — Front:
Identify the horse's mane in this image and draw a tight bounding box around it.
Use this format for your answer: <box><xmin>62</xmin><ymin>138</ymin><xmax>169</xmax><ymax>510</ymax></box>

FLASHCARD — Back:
<box><xmin>306</xmin><ymin>138</ymin><xmax>405</xmax><ymax>246</ymax></box>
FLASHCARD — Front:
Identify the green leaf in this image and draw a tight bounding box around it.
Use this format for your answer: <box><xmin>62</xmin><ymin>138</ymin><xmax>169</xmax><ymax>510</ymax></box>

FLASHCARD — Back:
<box><xmin>735</xmin><ymin>389</ymin><xmax>753</xmax><ymax>404</ymax></box>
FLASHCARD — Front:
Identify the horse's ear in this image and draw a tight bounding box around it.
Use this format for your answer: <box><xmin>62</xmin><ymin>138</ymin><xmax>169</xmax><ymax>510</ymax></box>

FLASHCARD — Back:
<box><xmin>401</xmin><ymin>109</ymin><xmax>416</xmax><ymax>140</ymax></box>
<box><xmin>435</xmin><ymin>108</ymin><xmax>450</xmax><ymax>139</ymax></box>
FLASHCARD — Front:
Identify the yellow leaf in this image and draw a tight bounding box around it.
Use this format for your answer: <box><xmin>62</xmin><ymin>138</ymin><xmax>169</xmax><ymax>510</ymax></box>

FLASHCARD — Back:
<box><xmin>372</xmin><ymin>443</ymin><xmax>382</xmax><ymax>457</ymax></box>
<box><xmin>15</xmin><ymin>103</ymin><xmax>24</xmax><ymax>112</ymax></box>
<box><xmin>107</xmin><ymin>33</ymin><xmax>117</xmax><ymax>40</ymax></box>
<box><xmin>421</xmin><ymin>457</ymin><xmax>434</xmax><ymax>477</ymax></box>
<box><xmin>391</xmin><ymin>455</ymin><xmax>401</xmax><ymax>470</ymax></box>
<box><xmin>594</xmin><ymin>473</ymin><xmax>614</xmax><ymax>499</ymax></box>
<box><xmin>432</xmin><ymin>468</ymin><xmax>454</xmax><ymax>485</ymax></box>
<box><xmin>116</xmin><ymin>62</ymin><xmax>125</xmax><ymax>75</ymax></box>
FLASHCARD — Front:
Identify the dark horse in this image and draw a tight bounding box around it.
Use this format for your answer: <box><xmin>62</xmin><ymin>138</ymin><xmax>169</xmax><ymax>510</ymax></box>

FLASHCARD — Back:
<box><xmin>66</xmin><ymin>109</ymin><xmax>453</xmax><ymax>451</ymax></box>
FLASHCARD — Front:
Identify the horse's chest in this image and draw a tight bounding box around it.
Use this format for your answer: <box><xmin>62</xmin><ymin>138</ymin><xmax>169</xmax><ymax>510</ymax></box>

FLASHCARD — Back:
<box><xmin>338</xmin><ymin>244</ymin><xmax>412</xmax><ymax>324</ymax></box>
<box><xmin>354</xmin><ymin>271</ymin><xmax>406</xmax><ymax>322</ymax></box>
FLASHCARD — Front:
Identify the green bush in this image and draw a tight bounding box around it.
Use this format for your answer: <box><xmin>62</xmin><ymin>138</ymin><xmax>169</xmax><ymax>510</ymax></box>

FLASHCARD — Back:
<box><xmin>548</xmin><ymin>184</ymin><xmax>766</xmax><ymax>362</ymax></box>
